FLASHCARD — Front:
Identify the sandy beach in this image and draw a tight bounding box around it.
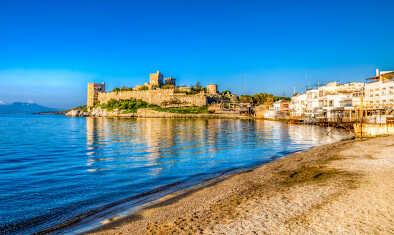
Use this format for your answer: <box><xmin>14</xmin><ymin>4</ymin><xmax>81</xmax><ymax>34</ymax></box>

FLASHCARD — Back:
<box><xmin>87</xmin><ymin>135</ymin><xmax>394</xmax><ymax>235</ymax></box>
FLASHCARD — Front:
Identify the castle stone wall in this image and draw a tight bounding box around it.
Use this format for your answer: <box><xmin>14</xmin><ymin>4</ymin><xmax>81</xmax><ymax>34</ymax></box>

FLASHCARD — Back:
<box><xmin>97</xmin><ymin>89</ymin><xmax>207</xmax><ymax>107</ymax></box>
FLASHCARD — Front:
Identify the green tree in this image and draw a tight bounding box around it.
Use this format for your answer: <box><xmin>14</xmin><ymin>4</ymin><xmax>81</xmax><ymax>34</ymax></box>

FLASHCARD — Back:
<box><xmin>240</xmin><ymin>95</ymin><xmax>253</xmax><ymax>103</ymax></box>
<box><xmin>221</xmin><ymin>90</ymin><xmax>231</xmax><ymax>96</ymax></box>
<box><xmin>191</xmin><ymin>82</ymin><xmax>205</xmax><ymax>93</ymax></box>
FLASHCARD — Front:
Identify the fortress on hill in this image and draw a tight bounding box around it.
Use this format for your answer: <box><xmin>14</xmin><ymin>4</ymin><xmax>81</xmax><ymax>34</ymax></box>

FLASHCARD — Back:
<box><xmin>87</xmin><ymin>70</ymin><xmax>219</xmax><ymax>108</ymax></box>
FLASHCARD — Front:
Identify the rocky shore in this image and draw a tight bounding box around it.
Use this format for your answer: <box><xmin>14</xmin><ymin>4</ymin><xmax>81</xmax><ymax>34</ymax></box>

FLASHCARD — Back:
<box><xmin>65</xmin><ymin>107</ymin><xmax>252</xmax><ymax>119</ymax></box>
<box><xmin>86</xmin><ymin>135</ymin><xmax>394</xmax><ymax>234</ymax></box>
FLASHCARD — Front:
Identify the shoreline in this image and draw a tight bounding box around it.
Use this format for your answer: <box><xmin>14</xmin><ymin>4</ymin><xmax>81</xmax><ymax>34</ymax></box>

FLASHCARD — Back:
<box><xmin>83</xmin><ymin>135</ymin><xmax>394</xmax><ymax>234</ymax></box>
<box><xmin>65</xmin><ymin>107</ymin><xmax>254</xmax><ymax>119</ymax></box>
<box><xmin>35</xmin><ymin>132</ymin><xmax>351</xmax><ymax>235</ymax></box>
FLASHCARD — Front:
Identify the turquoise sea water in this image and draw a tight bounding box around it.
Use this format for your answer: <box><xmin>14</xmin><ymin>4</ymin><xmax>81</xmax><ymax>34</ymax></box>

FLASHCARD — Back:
<box><xmin>0</xmin><ymin>114</ymin><xmax>351</xmax><ymax>234</ymax></box>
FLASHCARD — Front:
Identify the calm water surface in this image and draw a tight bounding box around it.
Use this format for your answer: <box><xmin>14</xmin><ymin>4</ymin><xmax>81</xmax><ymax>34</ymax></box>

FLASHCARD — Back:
<box><xmin>0</xmin><ymin>114</ymin><xmax>352</xmax><ymax>234</ymax></box>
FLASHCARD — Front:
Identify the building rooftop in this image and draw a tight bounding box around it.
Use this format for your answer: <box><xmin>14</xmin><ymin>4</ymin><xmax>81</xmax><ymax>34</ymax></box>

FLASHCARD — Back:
<box><xmin>366</xmin><ymin>70</ymin><xmax>394</xmax><ymax>82</ymax></box>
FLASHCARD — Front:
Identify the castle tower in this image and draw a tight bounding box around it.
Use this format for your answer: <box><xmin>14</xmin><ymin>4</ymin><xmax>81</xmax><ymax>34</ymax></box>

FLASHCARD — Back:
<box><xmin>87</xmin><ymin>83</ymin><xmax>105</xmax><ymax>107</ymax></box>
<box><xmin>164</xmin><ymin>76</ymin><xmax>176</xmax><ymax>86</ymax></box>
<box><xmin>149</xmin><ymin>70</ymin><xmax>163</xmax><ymax>87</ymax></box>
<box><xmin>206</xmin><ymin>84</ymin><xmax>218</xmax><ymax>95</ymax></box>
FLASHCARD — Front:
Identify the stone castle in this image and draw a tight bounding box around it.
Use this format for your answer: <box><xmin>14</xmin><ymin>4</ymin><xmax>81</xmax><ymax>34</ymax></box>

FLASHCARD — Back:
<box><xmin>87</xmin><ymin>71</ymin><xmax>218</xmax><ymax>108</ymax></box>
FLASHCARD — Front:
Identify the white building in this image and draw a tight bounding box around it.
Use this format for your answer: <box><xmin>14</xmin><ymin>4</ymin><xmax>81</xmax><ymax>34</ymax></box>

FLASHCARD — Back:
<box><xmin>290</xmin><ymin>69</ymin><xmax>394</xmax><ymax>123</ymax></box>
<box><xmin>361</xmin><ymin>69</ymin><xmax>394</xmax><ymax>123</ymax></box>
<box><xmin>364</xmin><ymin>69</ymin><xmax>394</xmax><ymax>109</ymax></box>
<box><xmin>264</xmin><ymin>100</ymin><xmax>290</xmax><ymax>119</ymax></box>
<box><xmin>290</xmin><ymin>93</ymin><xmax>307</xmax><ymax>117</ymax></box>
<box><xmin>290</xmin><ymin>81</ymin><xmax>363</xmax><ymax>121</ymax></box>
<box><xmin>305</xmin><ymin>89</ymin><xmax>319</xmax><ymax>117</ymax></box>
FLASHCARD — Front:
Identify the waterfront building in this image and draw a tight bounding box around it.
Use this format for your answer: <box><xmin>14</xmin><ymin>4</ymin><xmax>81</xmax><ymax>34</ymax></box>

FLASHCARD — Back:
<box><xmin>364</xmin><ymin>69</ymin><xmax>394</xmax><ymax>109</ymax></box>
<box><xmin>362</xmin><ymin>69</ymin><xmax>394</xmax><ymax>123</ymax></box>
<box><xmin>290</xmin><ymin>82</ymin><xmax>363</xmax><ymax>121</ymax></box>
<box><xmin>289</xmin><ymin>68</ymin><xmax>394</xmax><ymax>123</ymax></box>
<box><xmin>318</xmin><ymin>82</ymin><xmax>363</xmax><ymax>117</ymax></box>
<box><xmin>272</xmin><ymin>100</ymin><xmax>290</xmax><ymax>112</ymax></box>
<box><xmin>290</xmin><ymin>93</ymin><xmax>307</xmax><ymax>118</ymax></box>
<box><xmin>265</xmin><ymin>100</ymin><xmax>290</xmax><ymax>119</ymax></box>
<box><xmin>305</xmin><ymin>89</ymin><xmax>319</xmax><ymax>117</ymax></box>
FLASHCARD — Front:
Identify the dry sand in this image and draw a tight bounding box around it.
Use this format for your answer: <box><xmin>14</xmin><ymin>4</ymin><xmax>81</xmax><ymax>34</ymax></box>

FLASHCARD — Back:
<box><xmin>87</xmin><ymin>135</ymin><xmax>394</xmax><ymax>235</ymax></box>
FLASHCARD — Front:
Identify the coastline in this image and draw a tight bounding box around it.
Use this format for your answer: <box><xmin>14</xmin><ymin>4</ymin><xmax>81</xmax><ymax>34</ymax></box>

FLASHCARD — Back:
<box><xmin>65</xmin><ymin>108</ymin><xmax>253</xmax><ymax>119</ymax></box>
<box><xmin>84</xmin><ymin>135</ymin><xmax>394</xmax><ymax>234</ymax></box>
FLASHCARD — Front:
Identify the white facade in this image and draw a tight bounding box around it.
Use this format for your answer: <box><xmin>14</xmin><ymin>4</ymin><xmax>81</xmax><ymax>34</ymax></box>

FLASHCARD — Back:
<box><xmin>364</xmin><ymin>76</ymin><xmax>394</xmax><ymax>108</ymax></box>
<box><xmin>290</xmin><ymin>82</ymin><xmax>363</xmax><ymax>119</ymax></box>
<box><xmin>272</xmin><ymin>101</ymin><xmax>281</xmax><ymax>111</ymax></box>
<box><xmin>305</xmin><ymin>89</ymin><xmax>319</xmax><ymax>117</ymax></box>
<box><xmin>290</xmin><ymin>69</ymin><xmax>394</xmax><ymax>123</ymax></box>
<box><xmin>290</xmin><ymin>93</ymin><xmax>307</xmax><ymax>117</ymax></box>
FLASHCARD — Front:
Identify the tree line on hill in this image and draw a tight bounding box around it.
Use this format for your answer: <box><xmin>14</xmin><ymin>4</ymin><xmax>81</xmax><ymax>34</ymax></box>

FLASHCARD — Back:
<box><xmin>108</xmin><ymin>83</ymin><xmax>290</xmax><ymax>107</ymax></box>
<box><xmin>97</xmin><ymin>98</ymin><xmax>208</xmax><ymax>114</ymax></box>
<box><xmin>221</xmin><ymin>90</ymin><xmax>290</xmax><ymax>105</ymax></box>
<box><xmin>239</xmin><ymin>93</ymin><xmax>290</xmax><ymax>105</ymax></box>
<box><xmin>111</xmin><ymin>82</ymin><xmax>206</xmax><ymax>93</ymax></box>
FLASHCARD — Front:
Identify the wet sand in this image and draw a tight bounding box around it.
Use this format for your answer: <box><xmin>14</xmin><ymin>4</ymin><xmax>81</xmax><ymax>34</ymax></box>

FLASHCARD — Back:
<box><xmin>87</xmin><ymin>135</ymin><xmax>394</xmax><ymax>234</ymax></box>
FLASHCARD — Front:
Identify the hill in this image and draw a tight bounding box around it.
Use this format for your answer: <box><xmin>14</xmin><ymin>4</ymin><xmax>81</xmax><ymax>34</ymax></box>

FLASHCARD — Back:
<box><xmin>0</xmin><ymin>102</ymin><xmax>58</xmax><ymax>114</ymax></box>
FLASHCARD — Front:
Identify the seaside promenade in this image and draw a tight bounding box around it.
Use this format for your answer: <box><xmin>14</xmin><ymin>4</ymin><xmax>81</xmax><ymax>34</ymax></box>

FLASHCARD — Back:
<box><xmin>88</xmin><ymin>135</ymin><xmax>394</xmax><ymax>234</ymax></box>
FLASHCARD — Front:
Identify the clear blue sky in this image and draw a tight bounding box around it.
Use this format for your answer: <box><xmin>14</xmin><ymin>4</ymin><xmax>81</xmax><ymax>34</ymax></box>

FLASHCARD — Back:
<box><xmin>1</xmin><ymin>0</ymin><xmax>394</xmax><ymax>109</ymax></box>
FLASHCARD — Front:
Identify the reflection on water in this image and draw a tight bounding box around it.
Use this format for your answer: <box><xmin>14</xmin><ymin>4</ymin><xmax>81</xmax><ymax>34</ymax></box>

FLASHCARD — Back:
<box><xmin>85</xmin><ymin>118</ymin><xmax>348</xmax><ymax>175</ymax></box>
<box><xmin>0</xmin><ymin>116</ymin><xmax>351</xmax><ymax>234</ymax></box>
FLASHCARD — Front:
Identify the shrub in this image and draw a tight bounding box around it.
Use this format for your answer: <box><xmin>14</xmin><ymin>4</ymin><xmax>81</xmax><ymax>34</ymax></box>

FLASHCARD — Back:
<box><xmin>152</xmin><ymin>106</ymin><xmax>208</xmax><ymax>114</ymax></box>
<box><xmin>98</xmin><ymin>99</ymin><xmax>151</xmax><ymax>113</ymax></box>
<box><xmin>138</xmin><ymin>86</ymin><xmax>149</xmax><ymax>91</ymax></box>
<box><xmin>161</xmin><ymin>84</ymin><xmax>175</xmax><ymax>89</ymax></box>
<box><xmin>96</xmin><ymin>99</ymin><xmax>208</xmax><ymax>114</ymax></box>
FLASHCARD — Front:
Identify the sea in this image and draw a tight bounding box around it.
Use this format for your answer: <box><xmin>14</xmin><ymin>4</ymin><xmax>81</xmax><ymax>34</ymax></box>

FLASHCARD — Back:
<box><xmin>0</xmin><ymin>114</ymin><xmax>352</xmax><ymax>234</ymax></box>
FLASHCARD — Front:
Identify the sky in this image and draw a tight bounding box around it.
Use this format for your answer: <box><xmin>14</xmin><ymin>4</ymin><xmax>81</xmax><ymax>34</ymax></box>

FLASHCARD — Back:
<box><xmin>1</xmin><ymin>0</ymin><xmax>394</xmax><ymax>109</ymax></box>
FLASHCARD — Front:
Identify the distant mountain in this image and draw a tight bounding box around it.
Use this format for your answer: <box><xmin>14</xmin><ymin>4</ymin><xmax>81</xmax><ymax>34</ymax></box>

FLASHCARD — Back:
<box><xmin>0</xmin><ymin>102</ymin><xmax>59</xmax><ymax>114</ymax></box>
